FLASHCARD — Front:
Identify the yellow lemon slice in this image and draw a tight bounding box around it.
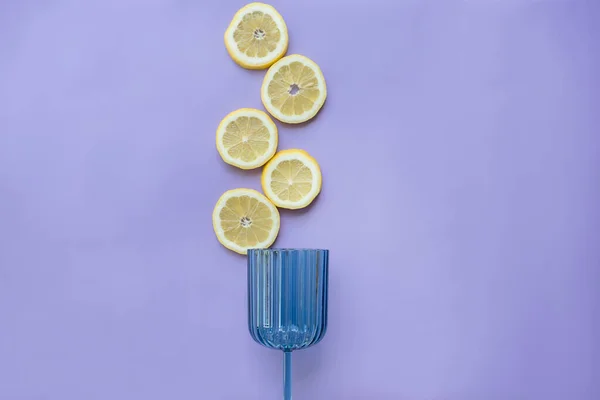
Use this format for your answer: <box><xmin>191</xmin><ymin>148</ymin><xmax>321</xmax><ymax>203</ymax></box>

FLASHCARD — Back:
<box><xmin>224</xmin><ymin>3</ymin><xmax>289</xmax><ymax>70</ymax></box>
<box><xmin>261</xmin><ymin>149</ymin><xmax>322</xmax><ymax>209</ymax></box>
<box><xmin>212</xmin><ymin>188</ymin><xmax>280</xmax><ymax>255</ymax></box>
<box><xmin>216</xmin><ymin>108</ymin><xmax>278</xmax><ymax>170</ymax></box>
<box><xmin>261</xmin><ymin>54</ymin><xmax>327</xmax><ymax>124</ymax></box>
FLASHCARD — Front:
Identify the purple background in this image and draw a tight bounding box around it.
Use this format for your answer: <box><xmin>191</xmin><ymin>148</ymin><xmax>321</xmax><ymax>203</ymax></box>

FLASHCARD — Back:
<box><xmin>1</xmin><ymin>0</ymin><xmax>598</xmax><ymax>399</ymax></box>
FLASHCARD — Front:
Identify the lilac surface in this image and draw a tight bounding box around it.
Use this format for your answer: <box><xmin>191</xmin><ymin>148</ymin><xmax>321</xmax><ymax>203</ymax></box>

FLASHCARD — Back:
<box><xmin>0</xmin><ymin>0</ymin><xmax>598</xmax><ymax>399</ymax></box>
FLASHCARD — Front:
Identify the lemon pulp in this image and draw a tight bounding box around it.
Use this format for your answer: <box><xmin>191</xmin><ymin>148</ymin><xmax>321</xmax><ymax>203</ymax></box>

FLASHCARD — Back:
<box><xmin>233</xmin><ymin>11</ymin><xmax>281</xmax><ymax>59</ymax></box>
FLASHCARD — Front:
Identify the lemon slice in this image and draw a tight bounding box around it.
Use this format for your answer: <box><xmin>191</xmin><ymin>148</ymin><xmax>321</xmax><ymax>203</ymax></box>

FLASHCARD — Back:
<box><xmin>224</xmin><ymin>3</ymin><xmax>289</xmax><ymax>70</ymax></box>
<box><xmin>216</xmin><ymin>108</ymin><xmax>278</xmax><ymax>170</ymax></box>
<box><xmin>261</xmin><ymin>54</ymin><xmax>327</xmax><ymax>124</ymax></box>
<box><xmin>213</xmin><ymin>188</ymin><xmax>280</xmax><ymax>254</ymax></box>
<box><xmin>261</xmin><ymin>149</ymin><xmax>322</xmax><ymax>209</ymax></box>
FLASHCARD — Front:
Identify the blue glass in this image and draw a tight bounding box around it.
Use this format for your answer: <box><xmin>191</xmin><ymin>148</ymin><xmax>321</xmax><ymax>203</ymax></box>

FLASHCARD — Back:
<box><xmin>248</xmin><ymin>248</ymin><xmax>329</xmax><ymax>400</ymax></box>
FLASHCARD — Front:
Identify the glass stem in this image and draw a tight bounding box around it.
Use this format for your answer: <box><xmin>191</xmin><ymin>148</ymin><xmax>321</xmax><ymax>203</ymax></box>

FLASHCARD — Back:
<box><xmin>283</xmin><ymin>350</ymin><xmax>292</xmax><ymax>400</ymax></box>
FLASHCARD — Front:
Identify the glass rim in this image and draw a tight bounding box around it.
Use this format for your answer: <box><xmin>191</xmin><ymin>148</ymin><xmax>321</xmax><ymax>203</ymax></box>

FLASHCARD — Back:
<box><xmin>247</xmin><ymin>248</ymin><xmax>329</xmax><ymax>253</ymax></box>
